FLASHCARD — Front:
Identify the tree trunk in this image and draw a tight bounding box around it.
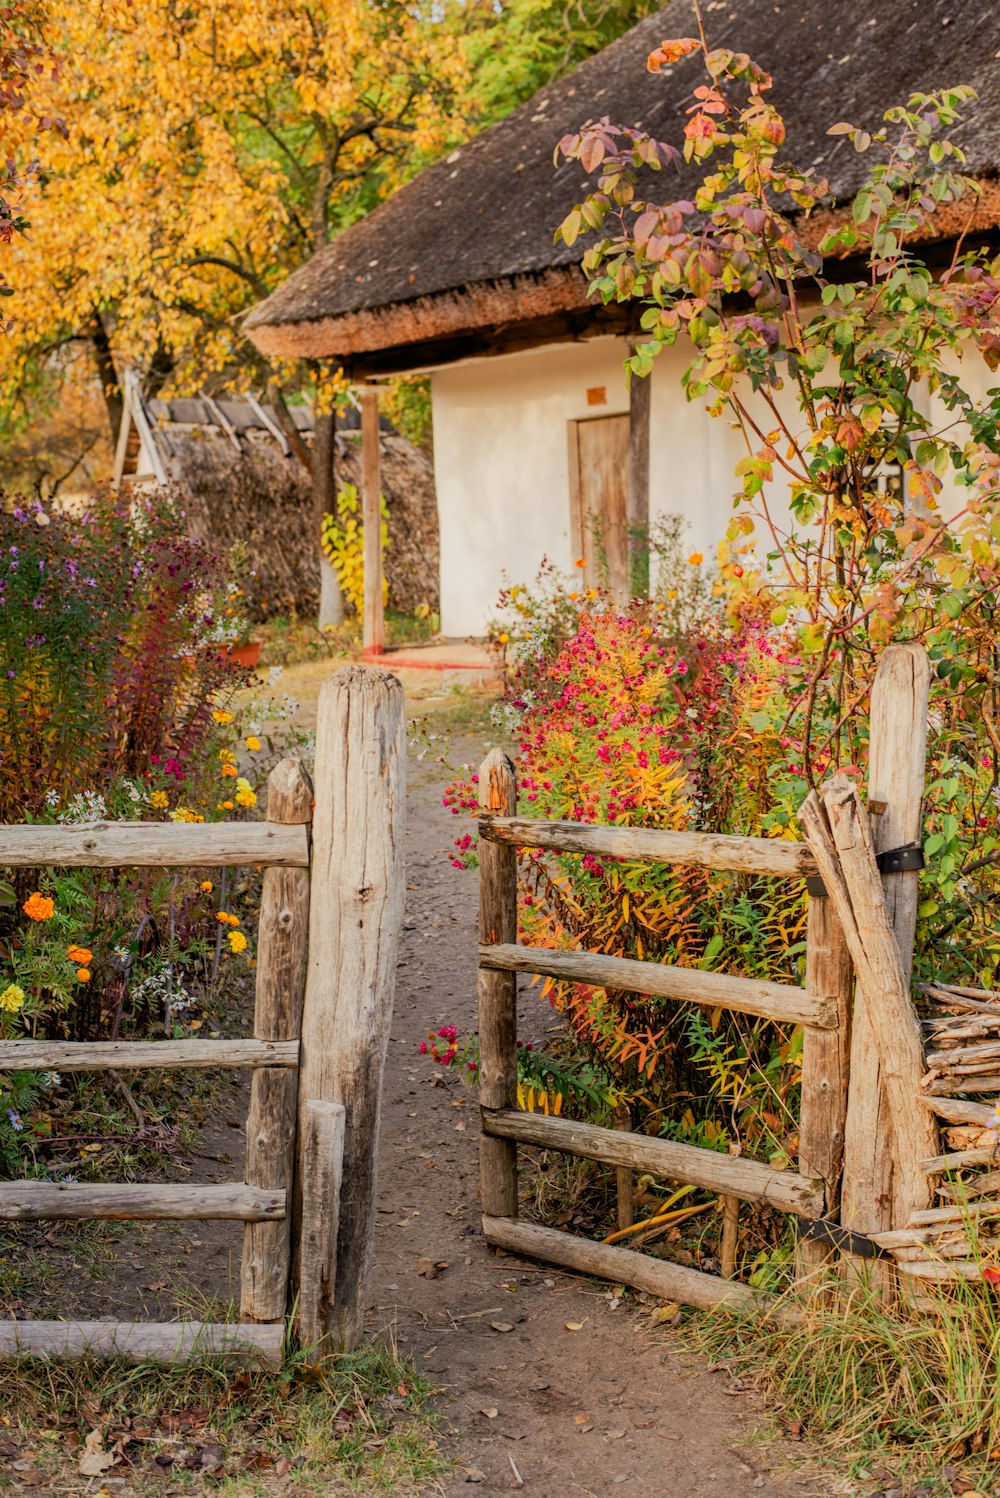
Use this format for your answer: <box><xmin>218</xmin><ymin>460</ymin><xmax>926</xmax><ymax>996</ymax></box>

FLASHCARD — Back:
<box><xmin>90</xmin><ymin>312</ymin><xmax>123</xmax><ymax>447</ymax></box>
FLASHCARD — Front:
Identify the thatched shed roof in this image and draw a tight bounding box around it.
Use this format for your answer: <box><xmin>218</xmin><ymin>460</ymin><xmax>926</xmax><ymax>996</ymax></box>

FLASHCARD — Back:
<box><xmin>118</xmin><ymin>382</ymin><xmax>438</xmax><ymax>620</ymax></box>
<box><xmin>245</xmin><ymin>0</ymin><xmax>1000</xmax><ymax>375</ymax></box>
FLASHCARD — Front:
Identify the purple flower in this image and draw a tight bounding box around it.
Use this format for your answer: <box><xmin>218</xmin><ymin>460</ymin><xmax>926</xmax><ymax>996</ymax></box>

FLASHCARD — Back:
<box><xmin>5</xmin><ymin>1110</ymin><xmax>23</xmax><ymax>1132</ymax></box>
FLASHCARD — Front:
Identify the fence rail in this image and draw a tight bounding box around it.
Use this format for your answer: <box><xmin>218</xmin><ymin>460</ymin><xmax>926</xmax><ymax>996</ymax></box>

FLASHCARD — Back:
<box><xmin>480</xmin><ymin>942</ymin><xmax>832</xmax><ymax>1029</ymax></box>
<box><xmin>481</xmin><ymin>1108</ymin><xmax>824</xmax><ymax>1216</ymax></box>
<box><xmin>0</xmin><ymin>1039</ymin><xmax>298</xmax><ymax>1071</ymax></box>
<box><xmin>0</xmin><ymin>821</ymin><xmax>309</xmax><ymax>868</ymax></box>
<box><xmin>479</xmin><ymin>815</ymin><xmax>817</xmax><ymax>877</ymax></box>
<box><xmin>0</xmin><ymin>1182</ymin><xmax>284</xmax><ymax>1220</ymax></box>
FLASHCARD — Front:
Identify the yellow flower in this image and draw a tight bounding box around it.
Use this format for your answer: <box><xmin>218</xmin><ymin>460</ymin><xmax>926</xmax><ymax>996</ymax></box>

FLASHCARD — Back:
<box><xmin>212</xmin><ymin>710</ymin><xmax>233</xmax><ymax>724</ymax></box>
<box><xmin>227</xmin><ymin>930</ymin><xmax>248</xmax><ymax>955</ymax></box>
<box><xmin>234</xmin><ymin>777</ymin><xmax>257</xmax><ymax>809</ymax></box>
<box><xmin>219</xmin><ymin>748</ymin><xmax>235</xmax><ymax>764</ymax></box>
<box><xmin>222</xmin><ymin>800</ymin><xmax>234</xmax><ymax>811</ymax></box>
<box><xmin>23</xmin><ymin>892</ymin><xmax>54</xmax><ymax>921</ymax></box>
<box><xmin>688</xmin><ymin>551</ymin><xmax>704</xmax><ymax>565</ymax></box>
<box><xmin>200</xmin><ymin>880</ymin><xmax>213</xmax><ymax>893</ymax></box>
<box><xmin>75</xmin><ymin>968</ymin><xmax>91</xmax><ymax>982</ymax></box>
<box><xmin>498</xmin><ymin>633</ymin><xmax>509</xmax><ymax>644</ymax></box>
<box><xmin>0</xmin><ymin>984</ymin><xmax>25</xmax><ymax>1013</ymax></box>
<box><xmin>150</xmin><ymin>790</ymin><xmax>169</xmax><ymax>810</ymax></box>
<box><xmin>170</xmin><ymin>807</ymin><xmax>205</xmax><ymax>824</ymax></box>
<box><xmin>245</xmin><ymin>736</ymin><xmax>261</xmax><ymax>752</ymax></box>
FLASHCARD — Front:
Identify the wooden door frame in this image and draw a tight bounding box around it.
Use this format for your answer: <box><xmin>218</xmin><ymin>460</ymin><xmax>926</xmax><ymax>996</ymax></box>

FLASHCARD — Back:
<box><xmin>567</xmin><ymin>372</ymin><xmax>650</xmax><ymax>595</ymax></box>
<box><xmin>566</xmin><ymin>410</ymin><xmax>629</xmax><ymax>568</ymax></box>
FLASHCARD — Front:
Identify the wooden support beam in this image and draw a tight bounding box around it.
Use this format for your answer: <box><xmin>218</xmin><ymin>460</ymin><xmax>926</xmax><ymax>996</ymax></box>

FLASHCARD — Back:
<box><xmin>0</xmin><ymin>1039</ymin><xmax>297</xmax><ymax>1072</ymax></box>
<box><xmin>478</xmin><ymin>753</ymin><xmax>520</xmax><ymax>1222</ymax></box>
<box><xmin>0</xmin><ymin>1183</ymin><xmax>284</xmax><ymax>1221</ymax></box>
<box><xmin>479</xmin><ymin>816</ymin><xmax>816</xmax><ymax>878</ymax></box>
<box><xmin>0</xmin><ymin>821</ymin><xmax>308</xmax><ymax>869</ymax></box>
<box><xmin>242</xmin><ymin>759</ymin><xmax>313</xmax><ymax>1324</ymax></box>
<box><xmin>297</xmin><ymin>1100</ymin><xmax>346</xmax><ymax>1351</ymax></box>
<box><xmin>481</xmin><ymin>1108</ymin><xmax>824</xmax><ymax>1216</ymax></box>
<box><xmin>0</xmin><ymin>1320</ymin><xmax>284</xmax><ymax>1365</ymax></box>
<box><xmin>359</xmin><ymin>386</ymin><xmax>384</xmax><ymax>656</ymax></box>
<box><xmin>297</xmin><ymin>666</ymin><xmax>405</xmax><ymax>1349</ymax></box>
<box><xmin>627</xmin><ymin>361</ymin><xmax>651</xmax><ymax>598</ymax></box>
<box><xmin>480</xmin><ymin>943</ymin><xmax>832</xmax><ymax>1029</ymax></box>
<box><xmin>482</xmin><ymin>1216</ymin><xmax>800</xmax><ymax>1327</ymax></box>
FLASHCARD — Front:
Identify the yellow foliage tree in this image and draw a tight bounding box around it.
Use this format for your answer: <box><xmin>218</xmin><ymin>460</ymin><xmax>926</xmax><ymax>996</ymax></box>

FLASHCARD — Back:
<box><xmin>2</xmin><ymin>0</ymin><xmax>471</xmax><ymax>504</ymax></box>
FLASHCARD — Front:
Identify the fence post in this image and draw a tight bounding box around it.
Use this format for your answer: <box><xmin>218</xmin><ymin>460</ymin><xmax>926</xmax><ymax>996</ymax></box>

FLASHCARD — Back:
<box><xmin>840</xmin><ymin>642</ymin><xmax>932</xmax><ymax>1293</ymax></box>
<box><xmin>296</xmin><ymin>665</ymin><xmax>406</xmax><ymax>1349</ymax></box>
<box><xmin>241</xmin><ymin>758</ymin><xmax>313</xmax><ymax>1322</ymax></box>
<box><xmin>298</xmin><ymin>1100</ymin><xmax>346</xmax><ymax>1351</ymax></box>
<box><xmin>478</xmin><ymin>750</ymin><xmax>519</xmax><ymax>1221</ymax></box>
<box><xmin>796</xmin><ymin>894</ymin><xmax>853</xmax><ymax>1282</ymax></box>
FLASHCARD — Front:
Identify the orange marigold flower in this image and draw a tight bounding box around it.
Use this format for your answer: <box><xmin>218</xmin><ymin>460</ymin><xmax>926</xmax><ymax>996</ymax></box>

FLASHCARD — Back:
<box><xmin>222</xmin><ymin>800</ymin><xmax>234</xmax><ymax>811</ymax></box>
<box><xmin>221</xmin><ymin>763</ymin><xmax>237</xmax><ymax>778</ymax></box>
<box><xmin>245</xmin><ymin>736</ymin><xmax>261</xmax><ymax>752</ymax></box>
<box><xmin>23</xmin><ymin>892</ymin><xmax>54</xmax><ymax>921</ymax></box>
<box><xmin>200</xmin><ymin>880</ymin><xmax>213</xmax><ymax>893</ymax></box>
<box><xmin>66</xmin><ymin>945</ymin><xmax>93</xmax><ymax>964</ymax></box>
<box><xmin>75</xmin><ymin>968</ymin><xmax>91</xmax><ymax>982</ymax></box>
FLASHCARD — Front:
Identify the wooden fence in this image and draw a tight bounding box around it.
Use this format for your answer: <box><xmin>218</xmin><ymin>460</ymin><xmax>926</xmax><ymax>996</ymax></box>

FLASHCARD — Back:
<box><xmin>476</xmin><ymin>644</ymin><xmax>947</xmax><ymax>1310</ymax></box>
<box><xmin>0</xmin><ymin>665</ymin><xmax>405</xmax><ymax>1364</ymax></box>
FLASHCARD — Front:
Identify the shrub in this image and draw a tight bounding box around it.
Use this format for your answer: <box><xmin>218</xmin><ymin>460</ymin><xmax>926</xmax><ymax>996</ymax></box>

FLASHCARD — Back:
<box><xmin>0</xmin><ymin>491</ymin><xmax>247</xmax><ymax>819</ymax></box>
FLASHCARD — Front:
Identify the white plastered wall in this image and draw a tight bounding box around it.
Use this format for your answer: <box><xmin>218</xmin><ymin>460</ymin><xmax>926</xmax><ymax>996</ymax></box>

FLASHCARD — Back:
<box><xmin>430</xmin><ymin>333</ymin><xmax>800</xmax><ymax>635</ymax></box>
<box><xmin>430</xmin><ymin>337</ymin><xmax>631</xmax><ymax>636</ymax></box>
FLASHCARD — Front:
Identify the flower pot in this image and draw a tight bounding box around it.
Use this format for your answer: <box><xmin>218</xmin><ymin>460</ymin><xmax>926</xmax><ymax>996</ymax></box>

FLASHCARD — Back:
<box><xmin>225</xmin><ymin>640</ymin><xmax>262</xmax><ymax>669</ymax></box>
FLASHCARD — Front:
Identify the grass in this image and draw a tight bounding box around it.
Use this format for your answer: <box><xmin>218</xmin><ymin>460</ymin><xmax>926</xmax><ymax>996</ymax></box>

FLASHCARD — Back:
<box><xmin>691</xmin><ymin>1269</ymin><xmax>1000</xmax><ymax>1495</ymax></box>
<box><xmin>0</xmin><ymin>1332</ymin><xmax>448</xmax><ymax>1494</ymax></box>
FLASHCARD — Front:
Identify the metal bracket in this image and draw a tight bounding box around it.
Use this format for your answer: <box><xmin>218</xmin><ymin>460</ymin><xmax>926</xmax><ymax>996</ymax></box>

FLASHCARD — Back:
<box><xmin>798</xmin><ymin>1216</ymin><xmax>889</xmax><ymax>1260</ymax></box>
<box><xmin>875</xmin><ymin>842</ymin><xmax>925</xmax><ymax>875</ymax></box>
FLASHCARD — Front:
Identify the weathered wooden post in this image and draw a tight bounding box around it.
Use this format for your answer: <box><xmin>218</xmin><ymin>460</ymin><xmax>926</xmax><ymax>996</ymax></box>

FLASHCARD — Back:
<box><xmin>241</xmin><ymin>758</ymin><xmax>313</xmax><ymax>1322</ymax></box>
<box><xmin>359</xmin><ymin>386</ymin><xmax>384</xmax><ymax>658</ymax></box>
<box><xmin>477</xmin><ymin>750</ymin><xmax>519</xmax><ymax>1221</ymax></box>
<box><xmin>627</xmin><ymin>359</ymin><xmax>651</xmax><ymax>600</ymax></box>
<box><xmin>843</xmin><ymin>642</ymin><xmax>933</xmax><ymax>1293</ymax></box>
<box><xmin>796</xmin><ymin>894</ymin><xmax>853</xmax><ymax>1281</ymax></box>
<box><xmin>295</xmin><ymin>665</ymin><xmax>405</xmax><ymax>1349</ymax></box>
<box><xmin>298</xmin><ymin>1100</ymin><xmax>346</xmax><ymax>1350</ymax></box>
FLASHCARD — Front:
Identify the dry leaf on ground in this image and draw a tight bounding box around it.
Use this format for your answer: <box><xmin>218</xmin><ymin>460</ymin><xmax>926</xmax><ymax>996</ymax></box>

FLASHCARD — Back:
<box><xmin>78</xmin><ymin>1430</ymin><xmax>117</xmax><ymax>1477</ymax></box>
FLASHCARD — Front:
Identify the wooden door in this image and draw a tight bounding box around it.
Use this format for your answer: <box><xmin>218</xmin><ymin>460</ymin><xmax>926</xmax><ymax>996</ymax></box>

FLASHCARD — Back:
<box><xmin>569</xmin><ymin>414</ymin><xmax>630</xmax><ymax>596</ymax></box>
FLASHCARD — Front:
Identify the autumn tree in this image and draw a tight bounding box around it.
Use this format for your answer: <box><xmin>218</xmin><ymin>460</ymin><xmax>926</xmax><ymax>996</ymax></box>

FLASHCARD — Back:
<box><xmin>1</xmin><ymin>0</ymin><xmax>470</xmax><ymax>608</ymax></box>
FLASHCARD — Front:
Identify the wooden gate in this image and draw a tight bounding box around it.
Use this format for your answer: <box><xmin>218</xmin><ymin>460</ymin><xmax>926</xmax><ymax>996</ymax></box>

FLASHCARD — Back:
<box><xmin>0</xmin><ymin>666</ymin><xmax>405</xmax><ymax>1363</ymax></box>
<box><xmin>475</xmin><ymin>646</ymin><xmax>936</xmax><ymax>1312</ymax></box>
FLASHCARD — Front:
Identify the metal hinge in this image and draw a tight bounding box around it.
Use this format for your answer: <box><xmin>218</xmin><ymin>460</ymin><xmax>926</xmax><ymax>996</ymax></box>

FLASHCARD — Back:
<box><xmin>875</xmin><ymin>841</ymin><xmax>925</xmax><ymax>875</ymax></box>
<box><xmin>798</xmin><ymin>1216</ymin><xmax>889</xmax><ymax>1259</ymax></box>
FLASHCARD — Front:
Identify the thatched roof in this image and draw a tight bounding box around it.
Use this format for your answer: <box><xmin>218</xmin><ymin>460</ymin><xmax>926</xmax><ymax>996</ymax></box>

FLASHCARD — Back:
<box><xmin>245</xmin><ymin>0</ymin><xmax>1000</xmax><ymax>374</ymax></box>
<box><xmin>119</xmin><ymin>383</ymin><xmax>438</xmax><ymax>619</ymax></box>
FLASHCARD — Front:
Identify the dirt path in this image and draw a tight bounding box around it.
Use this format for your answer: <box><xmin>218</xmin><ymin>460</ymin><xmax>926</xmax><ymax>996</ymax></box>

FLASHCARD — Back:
<box><xmin>370</xmin><ymin>729</ymin><xmax>828</xmax><ymax>1497</ymax></box>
